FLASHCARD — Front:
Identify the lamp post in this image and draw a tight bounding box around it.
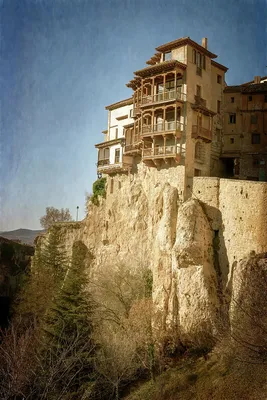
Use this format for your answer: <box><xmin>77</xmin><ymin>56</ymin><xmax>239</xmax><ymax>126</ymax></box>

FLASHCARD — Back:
<box><xmin>76</xmin><ymin>206</ymin><xmax>79</xmax><ymax>221</ymax></box>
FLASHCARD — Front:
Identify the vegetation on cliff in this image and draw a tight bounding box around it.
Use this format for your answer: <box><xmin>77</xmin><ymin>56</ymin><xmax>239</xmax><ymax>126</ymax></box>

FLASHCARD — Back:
<box><xmin>0</xmin><ymin>226</ymin><xmax>266</xmax><ymax>400</ymax></box>
<box><xmin>90</xmin><ymin>177</ymin><xmax>106</xmax><ymax>205</ymax></box>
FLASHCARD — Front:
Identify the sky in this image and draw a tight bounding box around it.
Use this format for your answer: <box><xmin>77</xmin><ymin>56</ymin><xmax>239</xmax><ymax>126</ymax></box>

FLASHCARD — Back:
<box><xmin>0</xmin><ymin>0</ymin><xmax>266</xmax><ymax>231</ymax></box>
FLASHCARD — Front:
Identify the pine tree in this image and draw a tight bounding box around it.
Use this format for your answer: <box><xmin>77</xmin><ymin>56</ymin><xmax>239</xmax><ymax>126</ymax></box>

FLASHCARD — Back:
<box><xmin>39</xmin><ymin>241</ymin><xmax>96</xmax><ymax>399</ymax></box>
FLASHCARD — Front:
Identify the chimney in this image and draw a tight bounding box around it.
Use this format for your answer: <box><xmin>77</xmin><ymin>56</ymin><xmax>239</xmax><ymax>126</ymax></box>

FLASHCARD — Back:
<box><xmin>254</xmin><ymin>76</ymin><xmax>261</xmax><ymax>84</ymax></box>
<box><xmin>202</xmin><ymin>37</ymin><xmax>208</xmax><ymax>49</ymax></box>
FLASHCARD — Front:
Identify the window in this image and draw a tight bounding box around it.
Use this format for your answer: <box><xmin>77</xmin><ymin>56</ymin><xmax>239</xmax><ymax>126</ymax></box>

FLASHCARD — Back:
<box><xmin>196</xmin><ymin>85</ymin><xmax>201</xmax><ymax>97</ymax></box>
<box><xmin>202</xmin><ymin>55</ymin><xmax>206</xmax><ymax>70</ymax></box>
<box><xmin>231</xmin><ymin>97</ymin><xmax>235</xmax><ymax>103</ymax></box>
<box><xmin>195</xmin><ymin>142</ymin><xmax>205</xmax><ymax>162</ymax></box>
<box><xmin>165</xmin><ymin>80</ymin><xmax>175</xmax><ymax>91</ymax></box>
<box><xmin>251</xmin><ymin>133</ymin><xmax>260</xmax><ymax>144</ymax></box>
<box><xmin>229</xmin><ymin>113</ymin><xmax>236</xmax><ymax>124</ymax></box>
<box><xmin>251</xmin><ymin>114</ymin><xmax>258</xmax><ymax>124</ymax></box>
<box><xmin>98</xmin><ymin>148</ymin><xmax>104</xmax><ymax>161</ymax></box>
<box><xmin>248</xmin><ymin>95</ymin><xmax>252</xmax><ymax>101</ymax></box>
<box><xmin>115</xmin><ymin>148</ymin><xmax>120</xmax><ymax>163</ymax></box>
<box><xmin>130</xmin><ymin>109</ymin><xmax>133</xmax><ymax>118</ymax></box>
<box><xmin>104</xmin><ymin>147</ymin><xmax>110</xmax><ymax>159</ymax></box>
<box><xmin>217</xmin><ymin>75</ymin><xmax>222</xmax><ymax>84</ymax></box>
<box><xmin>115</xmin><ymin>128</ymin><xmax>118</xmax><ymax>139</ymax></box>
<box><xmin>164</xmin><ymin>51</ymin><xmax>172</xmax><ymax>61</ymax></box>
<box><xmin>217</xmin><ymin>100</ymin><xmax>221</xmax><ymax>114</ymax></box>
<box><xmin>192</xmin><ymin>49</ymin><xmax>196</xmax><ymax>64</ymax></box>
<box><xmin>230</xmin><ymin>138</ymin><xmax>235</xmax><ymax>144</ymax></box>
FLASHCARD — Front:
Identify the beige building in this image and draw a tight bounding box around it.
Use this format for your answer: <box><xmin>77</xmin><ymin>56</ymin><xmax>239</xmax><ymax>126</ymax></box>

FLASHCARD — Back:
<box><xmin>222</xmin><ymin>77</ymin><xmax>267</xmax><ymax>181</ymax></box>
<box><xmin>95</xmin><ymin>98</ymin><xmax>134</xmax><ymax>175</ymax></box>
<box><xmin>96</xmin><ymin>36</ymin><xmax>228</xmax><ymax>193</ymax></box>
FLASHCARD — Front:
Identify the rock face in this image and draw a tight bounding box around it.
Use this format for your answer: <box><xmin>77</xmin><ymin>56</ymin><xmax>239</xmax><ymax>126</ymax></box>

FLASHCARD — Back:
<box><xmin>35</xmin><ymin>166</ymin><xmax>267</xmax><ymax>347</ymax></box>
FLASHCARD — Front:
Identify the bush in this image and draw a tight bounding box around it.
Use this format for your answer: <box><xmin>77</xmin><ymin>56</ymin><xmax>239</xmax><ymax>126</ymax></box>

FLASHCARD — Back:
<box><xmin>90</xmin><ymin>178</ymin><xmax>106</xmax><ymax>205</ymax></box>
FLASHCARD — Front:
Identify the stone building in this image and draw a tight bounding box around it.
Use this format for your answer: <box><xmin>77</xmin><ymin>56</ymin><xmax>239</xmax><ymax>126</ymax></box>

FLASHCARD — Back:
<box><xmin>95</xmin><ymin>36</ymin><xmax>228</xmax><ymax>192</ymax></box>
<box><xmin>222</xmin><ymin>77</ymin><xmax>267</xmax><ymax>181</ymax></box>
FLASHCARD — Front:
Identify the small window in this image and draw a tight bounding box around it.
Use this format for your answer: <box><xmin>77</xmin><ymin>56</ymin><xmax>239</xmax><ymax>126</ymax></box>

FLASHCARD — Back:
<box><xmin>202</xmin><ymin>55</ymin><xmax>206</xmax><ymax>70</ymax></box>
<box><xmin>230</xmin><ymin>138</ymin><xmax>235</xmax><ymax>144</ymax></box>
<box><xmin>164</xmin><ymin>51</ymin><xmax>172</xmax><ymax>61</ymax></box>
<box><xmin>129</xmin><ymin>109</ymin><xmax>133</xmax><ymax>118</ymax></box>
<box><xmin>264</xmin><ymin>94</ymin><xmax>267</xmax><ymax>102</ymax></box>
<box><xmin>231</xmin><ymin>97</ymin><xmax>234</xmax><ymax>103</ymax></box>
<box><xmin>251</xmin><ymin>133</ymin><xmax>260</xmax><ymax>144</ymax></box>
<box><xmin>196</xmin><ymin>85</ymin><xmax>201</xmax><ymax>97</ymax></box>
<box><xmin>251</xmin><ymin>114</ymin><xmax>258</xmax><ymax>124</ymax></box>
<box><xmin>115</xmin><ymin>128</ymin><xmax>118</xmax><ymax>139</ymax></box>
<box><xmin>229</xmin><ymin>113</ymin><xmax>236</xmax><ymax>124</ymax></box>
<box><xmin>217</xmin><ymin>100</ymin><xmax>221</xmax><ymax>114</ymax></box>
<box><xmin>248</xmin><ymin>95</ymin><xmax>252</xmax><ymax>101</ymax></box>
<box><xmin>217</xmin><ymin>75</ymin><xmax>222</xmax><ymax>84</ymax></box>
<box><xmin>192</xmin><ymin>49</ymin><xmax>196</xmax><ymax>64</ymax></box>
<box><xmin>115</xmin><ymin>148</ymin><xmax>120</xmax><ymax>163</ymax></box>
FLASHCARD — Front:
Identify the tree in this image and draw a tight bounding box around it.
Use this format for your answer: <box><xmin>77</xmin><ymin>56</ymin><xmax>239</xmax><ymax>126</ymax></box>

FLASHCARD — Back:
<box><xmin>40</xmin><ymin>207</ymin><xmax>72</xmax><ymax>229</ymax></box>
<box><xmin>38</xmin><ymin>241</ymin><xmax>96</xmax><ymax>399</ymax></box>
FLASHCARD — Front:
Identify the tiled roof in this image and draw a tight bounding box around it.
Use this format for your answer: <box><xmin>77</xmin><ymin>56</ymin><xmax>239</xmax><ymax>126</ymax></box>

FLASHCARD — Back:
<box><xmin>211</xmin><ymin>60</ymin><xmax>228</xmax><ymax>72</ymax></box>
<box><xmin>134</xmin><ymin>60</ymin><xmax>186</xmax><ymax>78</ymax></box>
<box><xmin>224</xmin><ymin>82</ymin><xmax>267</xmax><ymax>94</ymax></box>
<box><xmin>105</xmin><ymin>97</ymin><xmax>133</xmax><ymax>110</ymax></box>
<box><xmin>155</xmin><ymin>37</ymin><xmax>217</xmax><ymax>59</ymax></box>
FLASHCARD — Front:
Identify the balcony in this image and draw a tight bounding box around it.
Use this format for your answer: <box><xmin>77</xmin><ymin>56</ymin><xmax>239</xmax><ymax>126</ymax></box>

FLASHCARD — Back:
<box><xmin>124</xmin><ymin>134</ymin><xmax>142</xmax><ymax>154</ymax></box>
<box><xmin>97</xmin><ymin>157</ymin><xmax>133</xmax><ymax>175</ymax></box>
<box><xmin>192</xmin><ymin>125</ymin><xmax>212</xmax><ymax>142</ymax></box>
<box><xmin>194</xmin><ymin>95</ymin><xmax>206</xmax><ymax>107</ymax></box>
<box><xmin>141</xmin><ymin>89</ymin><xmax>186</xmax><ymax>106</ymax></box>
<box><xmin>142</xmin><ymin>144</ymin><xmax>182</xmax><ymax>165</ymax></box>
<box><xmin>142</xmin><ymin>121</ymin><xmax>185</xmax><ymax>137</ymax></box>
<box><xmin>133</xmin><ymin>106</ymin><xmax>141</xmax><ymax>117</ymax></box>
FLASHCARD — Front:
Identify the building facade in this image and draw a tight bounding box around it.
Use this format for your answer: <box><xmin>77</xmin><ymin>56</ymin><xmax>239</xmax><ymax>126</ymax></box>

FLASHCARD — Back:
<box><xmin>95</xmin><ymin>98</ymin><xmax>134</xmax><ymax>175</ymax></box>
<box><xmin>95</xmin><ymin>36</ymin><xmax>267</xmax><ymax>187</ymax></box>
<box><xmin>222</xmin><ymin>77</ymin><xmax>267</xmax><ymax>181</ymax></box>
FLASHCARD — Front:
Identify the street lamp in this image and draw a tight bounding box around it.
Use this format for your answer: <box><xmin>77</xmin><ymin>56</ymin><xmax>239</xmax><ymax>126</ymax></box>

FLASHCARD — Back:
<box><xmin>76</xmin><ymin>206</ymin><xmax>79</xmax><ymax>221</ymax></box>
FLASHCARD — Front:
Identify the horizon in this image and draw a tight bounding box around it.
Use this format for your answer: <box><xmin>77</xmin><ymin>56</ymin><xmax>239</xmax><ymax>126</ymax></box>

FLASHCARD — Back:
<box><xmin>1</xmin><ymin>0</ymin><xmax>266</xmax><ymax>231</ymax></box>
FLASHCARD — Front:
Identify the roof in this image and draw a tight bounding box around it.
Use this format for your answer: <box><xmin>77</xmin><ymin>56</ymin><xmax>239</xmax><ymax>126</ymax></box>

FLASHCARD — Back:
<box><xmin>105</xmin><ymin>97</ymin><xmax>133</xmax><ymax>111</ymax></box>
<box><xmin>224</xmin><ymin>82</ymin><xmax>267</xmax><ymax>94</ymax></box>
<box><xmin>211</xmin><ymin>60</ymin><xmax>228</xmax><ymax>72</ymax></box>
<box><xmin>95</xmin><ymin>138</ymin><xmax>124</xmax><ymax>148</ymax></box>
<box><xmin>155</xmin><ymin>37</ymin><xmax>217</xmax><ymax>59</ymax></box>
<box><xmin>134</xmin><ymin>60</ymin><xmax>186</xmax><ymax>78</ymax></box>
<box><xmin>241</xmin><ymin>76</ymin><xmax>267</xmax><ymax>85</ymax></box>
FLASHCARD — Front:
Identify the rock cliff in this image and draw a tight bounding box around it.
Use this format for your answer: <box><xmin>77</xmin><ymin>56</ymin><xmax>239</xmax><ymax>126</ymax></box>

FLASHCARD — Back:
<box><xmin>35</xmin><ymin>165</ymin><xmax>267</xmax><ymax>346</ymax></box>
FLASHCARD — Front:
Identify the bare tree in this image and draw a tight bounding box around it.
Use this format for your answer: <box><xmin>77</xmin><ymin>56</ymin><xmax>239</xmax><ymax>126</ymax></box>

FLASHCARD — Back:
<box><xmin>40</xmin><ymin>207</ymin><xmax>72</xmax><ymax>229</ymax></box>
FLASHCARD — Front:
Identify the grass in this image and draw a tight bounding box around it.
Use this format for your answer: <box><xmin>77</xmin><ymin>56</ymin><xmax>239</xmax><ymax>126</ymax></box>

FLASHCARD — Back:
<box><xmin>123</xmin><ymin>351</ymin><xmax>267</xmax><ymax>400</ymax></box>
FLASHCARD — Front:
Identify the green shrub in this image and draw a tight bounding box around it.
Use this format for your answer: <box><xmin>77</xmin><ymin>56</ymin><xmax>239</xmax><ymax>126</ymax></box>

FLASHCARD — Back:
<box><xmin>91</xmin><ymin>178</ymin><xmax>106</xmax><ymax>205</ymax></box>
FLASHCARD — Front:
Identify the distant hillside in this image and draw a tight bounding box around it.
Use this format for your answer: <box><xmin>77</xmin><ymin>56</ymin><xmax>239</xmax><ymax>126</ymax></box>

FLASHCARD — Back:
<box><xmin>0</xmin><ymin>229</ymin><xmax>45</xmax><ymax>245</ymax></box>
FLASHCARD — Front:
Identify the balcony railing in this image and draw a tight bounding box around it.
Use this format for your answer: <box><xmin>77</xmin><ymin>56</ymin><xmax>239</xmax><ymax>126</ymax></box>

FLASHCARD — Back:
<box><xmin>142</xmin><ymin>121</ymin><xmax>185</xmax><ymax>136</ymax></box>
<box><xmin>141</xmin><ymin>89</ymin><xmax>186</xmax><ymax>105</ymax></box>
<box><xmin>133</xmin><ymin>106</ymin><xmax>141</xmax><ymax>117</ymax></box>
<box><xmin>143</xmin><ymin>145</ymin><xmax>178</xmax><ymax>158</ymax></box>
<box><xmin>124</xmin><ymin>134</ymin><xmax>141</xmax><ymax>153</ymax></box>
<box><xmin>192</xmin><ymin>125</ymin><xmax>212</xmax><ymax>141</ymax></box>
<box><xmin>194</xmin><ymin>95</ymin><xmax>207</xmax><ymax>107</ymax></box>
<box><xmin>196</xmin><ymin>66</ymin><xmax>202</xmax><ymax>76</ymax></box>
<box><xmin>97</xmin><ymin>159</ymin><xmax>110</xmax><ymax>166</ymax></box>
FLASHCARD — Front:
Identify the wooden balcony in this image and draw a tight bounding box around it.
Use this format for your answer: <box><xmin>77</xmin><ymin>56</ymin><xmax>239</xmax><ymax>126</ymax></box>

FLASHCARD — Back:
<box><xmin>141</xmin><ymin>89</ymin><xmax>186</xmax><ymax>107</ymax></box>
<box><xmin>124</xmin><ymin>134</ymin><xmax>142</xmax><ymax>154</ymax></box>
<box><xmin>142</xmin><ymin>121</ymin><xmax>185</xmax><ymax>137</ymax></box>
<box><xmin>133</xmin><ymin>106</ymin><xmax>141</xmax><ymax>117</ymax></box>
<box><xmin>194</xmin><ymin>95</ymin><xmax>207</xmax><ymax>107</ymax></box>
<box><xmin>192</xmin><ymin>125</ymin><xmax>212</xmax><ymax>142</ymax></box>
<box><xmin>97</xmin><ymin>156</ymin><xmax>134</xmax><ymax>175</ymax></box>
<box><xmin>142</xmin><ymin>144</ymin><xmax>183</xmax><ymax>166</ymax></box>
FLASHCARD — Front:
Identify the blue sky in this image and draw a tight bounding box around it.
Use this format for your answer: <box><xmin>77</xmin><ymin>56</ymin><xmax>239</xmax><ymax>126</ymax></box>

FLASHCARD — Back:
<box><xmin>0</xmin><ymin>0</ymin><xmax>266</xmax><ymax>230</ymax></box>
